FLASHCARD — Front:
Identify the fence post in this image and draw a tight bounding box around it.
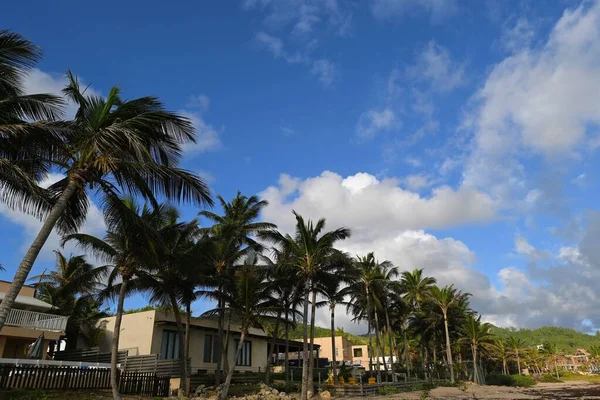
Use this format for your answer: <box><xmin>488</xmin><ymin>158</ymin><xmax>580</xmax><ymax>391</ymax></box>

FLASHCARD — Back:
<box><xmin>291</xmin><ymin>369</ymin><xmax>293</xmax><ymax>383</ymax></box>
<box><xmin>318</xmin><ymin>371</ymin><xmax>321</xmax><ymax>385</ymax></box>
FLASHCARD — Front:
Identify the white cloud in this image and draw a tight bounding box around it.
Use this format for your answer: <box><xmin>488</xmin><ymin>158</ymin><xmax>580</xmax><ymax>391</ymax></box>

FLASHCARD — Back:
<box><xmin>186</xmin><ymin>94</ymin><xmax>211</xmax><ymax>112</ymax></box>
<box><xmin>180</xmin><ymin>111</ymin><xmax>222</xmax><ymax>154</ymax></box>
<box><xmin>500</xmin><ymin>17</ymin><xmax>535</xmax><ymax>52</ymax></box>
<box><xmin>371</xmin><ymin>0</ymin><xmax>458</xmax><ymax>22</ymax></box>
<box><xmin>255</xmin><ymin>32</ymin><xmax>285</xmax><ymax>58</ymax></box>
<box><xmin>407</xmin><ymin>41</ymin><xmax>466</xmax><ymax>92</ymax></box>
<box><xmin>470</xmin><ymin>1</ymin><xmax>600</xmax><ymax>156</ymax></box>
<box><xmin>355</xmin><ymin>108</ymin><xmax>398</xmax><ymax>139</ymax></box>
<box><xmin>260</xmin><ymin>171</ymin><xmax>495</xmax><ymax>241</ymax></box>
<box><xmin>310</xmin><ymin>59</ymin><xmax>339</xmax><ymax>87</ymax></box>
<box><xmin>402</xmin><ymin>174</ymin><xmax>436</xmax><ymax>191</ymax></box>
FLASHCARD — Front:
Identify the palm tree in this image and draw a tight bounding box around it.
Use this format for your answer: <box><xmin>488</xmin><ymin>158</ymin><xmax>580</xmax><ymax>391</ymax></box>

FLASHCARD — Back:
<box><xmin>322</xmin><ymin>278</ymin><xmax>346</xmax><ymax>384</ymax></box>
<box><xmin>0</xmin><ymin>30</ymin><xmax>64</xmax><ymax>215</ymax></box>
<box><xmin>505</xmin><ymin>336</ymin><xmax>527</xmax><ymax>375</ymax></box>
<box><xmin>260</xmin><ymin>212</ymin><xmax>350</xmax><ymax>400</ymax></box>
<box><xmin>32</xmin><ymin>251</ymin><xmax>108</xmax><ymax>351</ymax></box>
<box><xmin>540</xmin><ymin>342</ymin><xmax>561</xmax><ymax>380</ymax></box>
<box><xmin>200</xmin><ymin>192</ymin><xmax>275</xmax><ymax>385</ymax></box>
<box><xmin>492</xmin><ymin>338</ymin><xmax>510</xmax><ymax>375</ymax></box>
<box><xmin>459</xmin><ymin>315</ymin><xmax>495</xmax><ymax>383</ymax></box>
<box><xmin>63</xmin><ymin>196</ymin><xmax>167</xmax><ymax>400</ymax></box>
<box><xmin>0</xmin><ymin>69</ymin><xmax>213</xmax><ymax>337</ymax></box>
<box><xmin>344</xmin><ymin>253</ymin><xmax>396</xmax><ymax>382</ymax></box>
<box><xmin>428</xmin><ymin>285</ymin><xmax>468</xmax><ymax>384</ymax></box>
<box><xmin>400</xmin><ymin>269</ymin><xmax>436</xmax><ymax>377</ymax></box>
<box><xmin>202</xmin><ymin>253</ymin><xmax>278</xmax><ymax>400</ymax></box>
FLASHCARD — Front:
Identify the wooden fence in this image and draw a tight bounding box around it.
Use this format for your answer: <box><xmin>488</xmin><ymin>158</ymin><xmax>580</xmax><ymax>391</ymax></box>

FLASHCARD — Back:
<box><xmin>54</xmin><ymin>348</ymin><xmax>127</xmax><ymax>365</ymax></box>
<box><xmin>317</xmin><ymin>378</ymin><xmax>447</xmax><ymax>397</ymax></box>
<box><xmin>0</xmin><ymin>364</ymin><xmax>169</xmax><ymax>397</ymax></box>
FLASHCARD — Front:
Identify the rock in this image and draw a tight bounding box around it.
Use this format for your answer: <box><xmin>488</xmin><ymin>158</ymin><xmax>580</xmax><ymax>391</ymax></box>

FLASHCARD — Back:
<box><xmin>320</xmin><ymin>390</ymin><xmax>332</xmax><ymax>400</ymax></box>
<box><xmin>207</xmin><ymin>396</ymin><xmax>218</xmax><ymax>400</ymax></box>
<box><xmin>271</xmin><ymin>389</ymin><xmax>279</xmax><ymax>395</ymax></box>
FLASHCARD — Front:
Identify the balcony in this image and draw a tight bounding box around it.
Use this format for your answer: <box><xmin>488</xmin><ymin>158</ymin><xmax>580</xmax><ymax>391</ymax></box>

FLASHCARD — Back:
<box><xmin>5</xmin><ymin>309</ymin><xmax>68</xmax><ymax>332</ymax></box>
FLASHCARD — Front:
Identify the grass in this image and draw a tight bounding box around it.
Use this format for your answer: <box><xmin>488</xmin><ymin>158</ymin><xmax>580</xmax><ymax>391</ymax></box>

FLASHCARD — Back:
<box><xmin>560</xmin><ymin>372</ymin><xmax>600</xmax><ymax>383</ymax></box>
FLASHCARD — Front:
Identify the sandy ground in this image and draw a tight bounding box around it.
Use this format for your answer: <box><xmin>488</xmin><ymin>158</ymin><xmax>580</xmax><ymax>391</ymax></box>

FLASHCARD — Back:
<box><xmin>346</xmin><ymin>381</ymin><xmax>600</xmax><ymax>399</ymax></box>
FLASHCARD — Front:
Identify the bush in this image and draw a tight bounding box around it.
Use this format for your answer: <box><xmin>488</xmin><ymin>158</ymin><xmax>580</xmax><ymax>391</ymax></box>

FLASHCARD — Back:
<box><xmin>538</xmin><ymin>374</ymin><xmax>562</xmax><ymax>383</ymax></box>
<box><xmin>377</xmin><ymin>385</ymin><xmax>399</xmax><ymax>395</ymax></box>
<box><xmin>272</xmin><ymin>382</ymin><xmax>301</xmax><ymax>393</ymax></box>
<box><xmin>486</xmin><ymin>374</ymin><xmax>535</xmax><ymax>387</ymax></box>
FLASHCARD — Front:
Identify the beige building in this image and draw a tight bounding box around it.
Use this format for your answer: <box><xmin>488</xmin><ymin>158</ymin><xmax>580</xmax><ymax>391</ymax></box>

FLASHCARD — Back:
<box><xmin>351</xmin><ymin>344</ymin><xmax>370</xmax><ymax>369</ymax></box>
<box><xmin>0</xmin><ymin>281</ymin><xmax>68</xmax><ymax>359</ymax></box>
<box><xmin>312</xmin><ymin>336</ymin><xmax>353</xmax><ymax>363</ymax></box>
<box><xmin>96</xmin><ymin>309</ymin><xmax>304</xmax><ymax>374</ymax></box>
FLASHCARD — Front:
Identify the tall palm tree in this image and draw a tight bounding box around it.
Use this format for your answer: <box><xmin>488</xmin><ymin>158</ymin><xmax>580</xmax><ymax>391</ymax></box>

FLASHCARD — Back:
<box><xmin>344</xmin><ymin>253</ymin><xmax>396</xmax><ymax>382</ymax></box>
<box><xmin>400</xmin><ymin>269</ymin><xmax>436</xmax><ymax>377</ymax></box>
<box><xmin>202</xmin><ymin>253</ymin><xmax>278</xmax><ymax>400</ymax></box>
<box><xmin>0</xmin><ymin>30</ymin><xmax>64</xmax><ymax>215</ymax></box>
<box><xmin>0</xmin><ymin>71</ymin><xmax>213</xmax><ymax>338</ymax></box>
<box><xmin>32</xmin><ymin>251</ymin><xmax>107</xmax><ymax>350</ymax></box>
<box><xmin>428</xmin><ymin>285</ymin><xmax>468</xmax><ymax>384</ymax></box>
<box><xmin>492</xmin><ymin>338</ymin><xmax>511</xmax><ymax>375</ymax></box>
<box><xmin>540</xmin><ymin>342</ymin><xmax>561</xmax><ymax>380</ymax></box>
<box><xmin>459</xmin><ymin>315</ymin><xmax>495</xmax><ymax>383</ymax></box>
<box><xmin>260</xmin><ymin>212</ymin><xmax>350</xmax><ymax>400</ymax></box>
<box><xmin>200</xmin><ymin>192</ymin><xmax>275</xmax><ymax>385</ymax></box>
<box><xmin>63</xmin><ymin>196</ymin><xmax>167</xmax><ymax>400</ymax></box>
<box><xmin>506</xmin><ymin>336</ymin><xmax>527</xmax><ymax>375</ymax></box>
<box><xmin>322</xmin><ymin>278</ymin><xmax>345</xmax><ymax>384</ymax></box>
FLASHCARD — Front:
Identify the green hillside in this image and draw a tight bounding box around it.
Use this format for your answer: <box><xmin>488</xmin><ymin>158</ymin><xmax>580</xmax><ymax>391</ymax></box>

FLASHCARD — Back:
<box><xmin>288</xmin><ymin>325</ymin><xmax>369</xmax><ymax>345</ymax></box>
<box><xmin>492</xmin><ymin>326</ymin><xmax>600</xmax><ymax>353</ymax></box>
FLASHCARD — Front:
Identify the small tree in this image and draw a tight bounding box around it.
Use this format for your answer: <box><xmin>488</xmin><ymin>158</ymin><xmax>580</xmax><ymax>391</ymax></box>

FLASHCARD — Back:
<box><xmin>506</xmin><ymin>336</ymin><xmax>527</xmax><ymax>375</ymax></box>
<box><xmin>541</xmin><ymin>342</ymin><xmax>561</xmax><ymax>380</ymax></box>
<box><xmin>459</xmin><ymin>315</ymin><xmax>495</xmax><ymax>383</ymax></box>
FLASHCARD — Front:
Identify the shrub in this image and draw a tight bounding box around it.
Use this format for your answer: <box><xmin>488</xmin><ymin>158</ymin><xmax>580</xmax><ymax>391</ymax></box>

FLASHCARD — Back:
<box><xmin>538</xmin><ymin>374</ymin><xmax>562</xmax><ymax>383</ymax></box>
<box><xmin>486</xmin><ymin>374</ymin><xmax>535</xmax><ymax>387</ymax></box>
<box><xmin>272</xmin><ymin>382</ymin><xmax>301</xmax><ymax>393</ymax></box>
<box><xmin>377</xmin><ymin>385</ymin><xmax>399</xmax><ymax>395</ymax></box>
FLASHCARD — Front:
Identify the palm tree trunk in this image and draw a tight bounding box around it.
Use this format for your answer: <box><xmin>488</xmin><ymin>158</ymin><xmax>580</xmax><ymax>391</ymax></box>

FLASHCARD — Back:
<box><xmin>223</xmin><ymin>311</ymin><xmax>232</xmax><ymax>374</ymax></box>
<box><xmin>373</xmin><ymin>311</ymin><xmax>385</xmax><ymax>381</ymax></box>
<box><xmin>502</xmin><ymin>358</ymin><xmax>507</xmax><ymax>375</ymax></box>
<box><xmin>265</xmin><ymin>310</ymin><xmax>282</xmax><ymax>384</ymax></box>
<box><xmin>307</xmin><ymin>288</ymin><xmax>317</xmax><ymax>396</ymax></box>
<box><xmin>365</xmin><ymin>287</ymin><xmax>381</xmax><ymax>382</ymax></box>
<box><xmin>555</xmin><ymin>359</ymin><xmax>559</xmax><ymax>380</ymax></box>
<box><xmin>517</xmin><ymin>351</ymin><xmax>521</xmax><ymax>375</ymax></box>
<box><xmin>111</xmin><ymin>276</ymin><xmax>129</xmax><ymax>400</ymax></box>
<box><xmin>471</xmin><ymin>345</ymin><xmax>478</xmax><ymax>384</ymax></box>
<box><xmin>301</xmin><ymin>280</ymin><xmax>310</xmax><ymax>400</ymax></box>
<box><xmin>0</xmin><ymin>179</ymin><xmax>79</xmax><ymax>331</ymax></box>
<box><xmin>220</xmin><ymin>330</ymin><xmax>247</xmax><ymax>400</ymax></box>
<box><xmin>215</xmin><ymin>294</ymin><xmax>227</xmax><ymax>386</ymax></box>
<box><xmin>367</xmin><ymin>321</ymin><xmax>374</xmax><ymax>373</ymax></box>
<box><xmin>330</xmin><ymin>305</ymin><xmax>338</xmax><ymax>384</ymax></box>
<box><xmin>384</xmin><ymin>307</ymin><xmax>396</xmax><ymax>383</ymax></box>
<box><xmin>169</xmin><ymin>293</ymin><xmax>187</xmax><ymax>393</ymax></box>
<box><xmin>185</xmin><ymin>302</ymin><xmax>192</xmax><ymax>389</ymax></box>
<box><xmin>284</xmin><ymin>308</ymin><xmax>290</xmax><ymax>383</ymax></box>
<box><xmin>443</xmin><ymin>312</ymin><xmax>454</xmax><ymax>384</ymax></box>
<box><xmin>404</xmin><ymin>328</ymin><xmax>410</xmax><ymax>379</ymax></box>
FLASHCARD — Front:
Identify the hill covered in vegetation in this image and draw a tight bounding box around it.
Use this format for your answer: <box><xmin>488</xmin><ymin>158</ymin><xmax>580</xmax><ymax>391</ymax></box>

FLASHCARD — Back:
<box><xmin>288</xmin><ymin>325</ymin><xmax>369</xmax><ymax>345</ymax></box>
<box><xmin>492</xmin><ymin>326</ymin><xmax>600</xmax><ymax>353</ymax></box>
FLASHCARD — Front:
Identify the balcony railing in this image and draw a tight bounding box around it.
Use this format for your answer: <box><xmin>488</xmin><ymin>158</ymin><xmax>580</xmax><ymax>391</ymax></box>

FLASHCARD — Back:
<box><xmin>5</xmin><ymin>309</ymin><xmax>68</xmax><ymax>332</ymax></box>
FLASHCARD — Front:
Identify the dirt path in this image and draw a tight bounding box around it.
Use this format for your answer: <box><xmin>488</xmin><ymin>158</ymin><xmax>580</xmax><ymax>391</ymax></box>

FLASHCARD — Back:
<box><xmin>345</xmin><ymin>381</ymin><xmax>600</xmax><ymax>399</ymax></box>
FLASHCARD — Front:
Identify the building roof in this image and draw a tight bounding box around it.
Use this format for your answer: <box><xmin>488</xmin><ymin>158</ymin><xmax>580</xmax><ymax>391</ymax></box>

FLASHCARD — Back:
<box><xmin>0</xmin><ymin>292</ymin><xmax>53</xmax><ymax>311</ymax></box>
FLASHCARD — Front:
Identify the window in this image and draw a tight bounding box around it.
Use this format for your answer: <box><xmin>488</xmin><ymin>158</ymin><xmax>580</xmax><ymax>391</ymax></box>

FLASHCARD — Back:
<box><xmin>160</xmin><ymin>330</ymin><xmax>180</xmax><ymax>360</ymax></box>
<box><xmin>353</xmin><ymin>348</ymin><xmax>363</xmax><ymax>358</ymax></box>
<box><xmin>234</xmin><ymin>339</ymin><xmax>252</xmax><ymax>366</ymax></box>
<box><xmin>203</xmin><ymin>334</ymin><xmax>221</xmax><ymax>363</ymax></box>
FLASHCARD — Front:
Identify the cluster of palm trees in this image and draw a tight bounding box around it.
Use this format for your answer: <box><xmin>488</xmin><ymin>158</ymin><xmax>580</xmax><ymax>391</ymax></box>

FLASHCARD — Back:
<box><xmin>0</xmin><ymin>29</ymin><xmax>577</xmax><ymax>400</ymax></box>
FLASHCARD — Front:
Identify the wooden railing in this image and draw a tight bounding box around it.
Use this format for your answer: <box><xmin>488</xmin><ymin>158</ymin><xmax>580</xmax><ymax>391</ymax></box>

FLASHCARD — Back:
<box><xmin>5</xmin><ymin>309</ymin><xmax>68</xmax><ymax>332</ymax></box>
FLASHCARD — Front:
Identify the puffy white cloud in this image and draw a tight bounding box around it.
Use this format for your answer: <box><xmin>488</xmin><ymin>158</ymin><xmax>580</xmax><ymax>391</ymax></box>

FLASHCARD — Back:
<box><xmin>355</xmin><ymin>108</ymin><xmax>398</xmax><ymax>139</ymax></box>
<box><xmin>255</xmin><ymin>32</ymin><xmax>285</xmax><ymax>58</ymax></box>
<box><xmin>260</xmin><ymin>171</ymin><xmax>496</xmax><ymax>241</ymax></box>
<box><xmin>180</xmin><ymin>111</ymin><xmax>222</xmax><ymax>155</ymax></box>
<box><xmin>371</xmin><ymin>0</ymin><xmax>458</xmax><ymax>22</ymax></box>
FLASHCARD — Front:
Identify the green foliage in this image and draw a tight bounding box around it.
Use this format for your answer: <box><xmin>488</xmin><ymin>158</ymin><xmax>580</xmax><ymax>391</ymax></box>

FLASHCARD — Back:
<box><xmin>288</xmin><ymin>324</ymin><xmax>369</xmax><ymax>345</ymax></box>
<box><xmin>492</xmin><ymin>325</ymin><xmax>600</xmax><ymax>353</ymax></box>
<box><xmin>377</xmin><ymin>385</ymin><xmax>399</xmax><ymax>395</ymax></box>
<box><xmin>4</xmin><ymin>389</ymin><xmax>49</xmax><ymax>400</ymax></box>
<box><xmin>272</xmin><ymin>382</ymin><xmax>301</xmax><ymax>393</ymax></box>
<box><xmin>486</xmin><ymin>374</ymin><xmax>536</xmax><ymax>387</ymax></box>
<box><xmin>538</xmin><ymin>374</ymin><xmax>562</xmax><ymax>383</ymax></box>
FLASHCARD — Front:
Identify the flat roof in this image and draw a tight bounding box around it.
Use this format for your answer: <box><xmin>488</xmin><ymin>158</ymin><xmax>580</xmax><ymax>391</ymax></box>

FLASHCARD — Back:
<box><xmin>0</xmin><ymin>292</ymin><xmax>53</xmax><ymax>311</ymax></box>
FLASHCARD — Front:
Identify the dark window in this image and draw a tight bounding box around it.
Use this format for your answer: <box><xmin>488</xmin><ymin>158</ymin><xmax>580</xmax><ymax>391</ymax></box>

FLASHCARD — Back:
<box><xmin>160</xmin><ymin>330</ymin><xmax>180</xmax><ymax>360</ymax></box>
<box><xmin>235</xmin><ymin>339</ymin><xmax>252</xmax><ymax>366</ymax></box>
<box><xmin>353</xmin><ymin>348</ymin><xmax>363</xmax><ymax>358</ymax></box>
<box><xmin>203</xmin><ymin>334</ymin><xmax>222</xmax><ymax>363</ymax></box>
<box><xmin>203</xmin><ymin>334</ymin><xmax>213</xmax><ymax>363</ymax></box>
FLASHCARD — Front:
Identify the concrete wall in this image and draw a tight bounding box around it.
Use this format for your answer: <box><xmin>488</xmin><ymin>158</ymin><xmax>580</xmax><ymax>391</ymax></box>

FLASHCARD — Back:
<box><xmin>312</xmin><ymin>336</ymin><xmax>353</xmax><ymax>362</ymax></box>
<box><xmin>0</xmin><ymin>281</ymin><xmax>35</xmax><ymax>297</ymax></box>
<box><xmin>351</xmin><ymin>345</ymin><xmax>370</xmax><ymax>370</ymax></box>
<box><xmin>96</xmin><ymin>310</ymin><xmax>157</xmax><ymax>355</ymax></box>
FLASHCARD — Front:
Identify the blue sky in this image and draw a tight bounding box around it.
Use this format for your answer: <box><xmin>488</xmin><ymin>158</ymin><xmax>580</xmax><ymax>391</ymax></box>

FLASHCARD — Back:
<box><xmin>2</xmin><ymin>0</ymin><xmax>600</xmax><ymax>333</ymax></box>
